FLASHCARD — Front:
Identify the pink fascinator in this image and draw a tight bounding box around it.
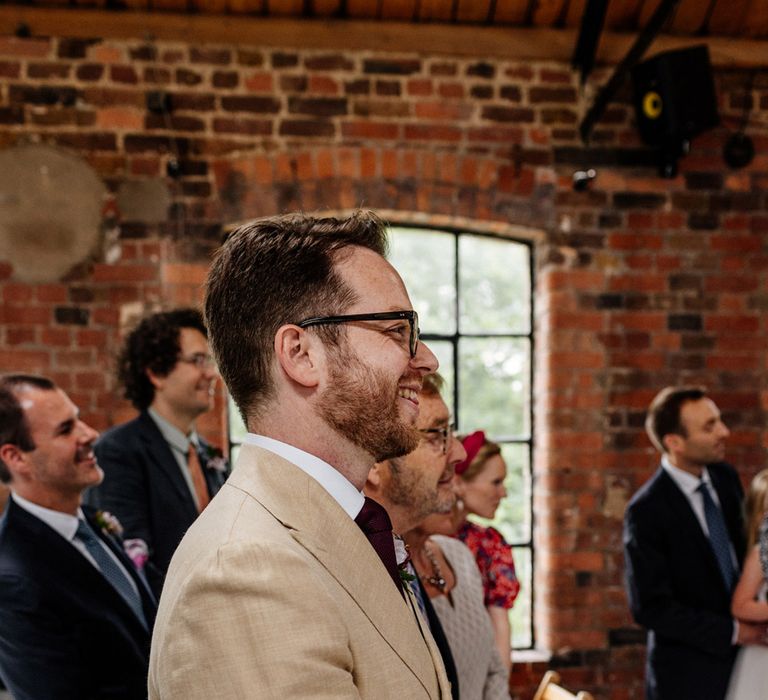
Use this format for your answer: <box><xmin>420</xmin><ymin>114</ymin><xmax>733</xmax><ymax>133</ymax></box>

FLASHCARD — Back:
<box><xmin>455</xmin><ymin>430</ymin><xmax>486</xmax><ymax>476</ymax></box>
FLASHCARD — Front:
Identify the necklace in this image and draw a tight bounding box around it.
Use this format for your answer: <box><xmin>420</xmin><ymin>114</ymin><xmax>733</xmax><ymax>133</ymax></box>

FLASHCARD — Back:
<box><xmin>419</xmin><ymin>541</ymin><xmax>447</xmax><ymax>593</ymax></box>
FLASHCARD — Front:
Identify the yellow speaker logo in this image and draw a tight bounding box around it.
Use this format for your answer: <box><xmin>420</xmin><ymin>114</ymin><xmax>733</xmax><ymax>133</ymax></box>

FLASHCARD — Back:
<box><xmin>642</xmin><ymin>91</ymin><xmax>663</xmax><ymax>119</ymax></box>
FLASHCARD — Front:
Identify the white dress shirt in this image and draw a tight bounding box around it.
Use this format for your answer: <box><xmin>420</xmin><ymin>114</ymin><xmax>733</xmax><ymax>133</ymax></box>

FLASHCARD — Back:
<box><xmin>243</xmin><ymin>433</ymin><xmax>365</xmax><ymax>519</ymax></box>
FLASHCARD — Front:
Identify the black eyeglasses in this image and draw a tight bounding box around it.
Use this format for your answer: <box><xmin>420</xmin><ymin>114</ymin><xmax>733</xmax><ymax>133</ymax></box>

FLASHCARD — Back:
<box><xmin>296</xmin><ymin>310</ymin><xmax>420</xmax><ymax>358</ymax></box>
<box><xmin>419</xmin><ymin>423</ymin><xmax>456</xmax><ymax>455</ymax></box>
<box><xmin>177</xmin><ymin>353</ymin><xmax>216</xmax><ymax>370</ymax></box>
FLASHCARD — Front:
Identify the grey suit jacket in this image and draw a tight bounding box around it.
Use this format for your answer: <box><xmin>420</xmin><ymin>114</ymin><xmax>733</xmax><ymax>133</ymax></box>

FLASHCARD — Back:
<box><xmin>149</xmin><ymin>444</ymin><xmax>451</xmax><ymax>699</ymax></box>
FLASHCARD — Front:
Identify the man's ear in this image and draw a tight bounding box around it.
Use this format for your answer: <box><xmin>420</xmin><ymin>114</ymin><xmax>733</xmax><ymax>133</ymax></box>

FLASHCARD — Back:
<box><xmin>662</xmin><ymin>433</ymin><xmax>683</xmax><ymax>454</ymax></box>
<box><xmin>274</xmin><ymin>324</ymin><xmax>321</xmax><ymax>388</ymax></box>
<box><xmin>145</xmin><ymin>368</ymin><xmax>164</xmax><ymax>391</ymax></box>
<box><xmin>0</xmin><ymin>443</ymin><xmax>26</xmax><ymax>477</ymax></box>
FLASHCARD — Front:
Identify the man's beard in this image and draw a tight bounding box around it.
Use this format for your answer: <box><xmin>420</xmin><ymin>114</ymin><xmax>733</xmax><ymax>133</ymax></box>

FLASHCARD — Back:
<box><xmin>386</xmin><ymin>456</ymin><xmax>440</xmax><ymax>522</ymax></box>
<box><xmin>317</xmin><ymin>344</ymin><xmax>420</xmax><ymax>462</ymax></box>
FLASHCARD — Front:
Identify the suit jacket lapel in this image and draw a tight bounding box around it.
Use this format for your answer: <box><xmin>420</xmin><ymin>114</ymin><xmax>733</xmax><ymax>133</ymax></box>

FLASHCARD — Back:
<box><xmin>231</xmin><ymin>445</ymin><xmax>445</xmax><ymax>696</ymax></box>
<box><xmin>137</xmin><ymin>412</ymin><xmax>198</xmax><ymax>519</ymax></box>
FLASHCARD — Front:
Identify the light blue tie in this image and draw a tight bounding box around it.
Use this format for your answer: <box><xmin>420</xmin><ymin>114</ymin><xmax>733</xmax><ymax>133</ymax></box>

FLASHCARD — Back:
<box><xmin>698</xmin><ymin>482</ymin><xmax>737</xmax><ymax>592</ymax></box>
<box><xmin>76</xmin><ymin>519</ymin><xmax>147</xmax><ymax>629</ymax></box>
<box><xmin>406</xmin><ymin>562</ymin><xmax>428</xmax><ymax>618</ymax></box>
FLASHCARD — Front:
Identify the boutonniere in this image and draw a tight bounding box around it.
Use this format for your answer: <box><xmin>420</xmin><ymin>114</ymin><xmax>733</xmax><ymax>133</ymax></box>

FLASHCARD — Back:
<box><xmin>200</xmin><ymin>444</ymin><xmax>228</xmax><ymax>473</ymax></box>
<box><xmin>394</xmin><ymin>535</ymin><xmax>416</xmax><ymax>583</ymax></box>
<box><xmin>94</xmin><ymin>510</ymin><xmax>123</xmax><ymax>537</ymax></box>
<box><xmin>123</xmin><ymin>538</ymin><xmax>149</xmax><ymax>571</ymax></box>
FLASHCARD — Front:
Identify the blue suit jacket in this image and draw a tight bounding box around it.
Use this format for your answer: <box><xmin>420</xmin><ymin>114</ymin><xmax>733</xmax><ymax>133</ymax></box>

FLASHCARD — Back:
<box><xmin>87</xmin><ymin>411</ymin><xmax>229</xmax><ymax>596</ymax></box>
<box><xmin>0</xmin><ymin>500</ymin><xmax>157</xmax><ymax>700</ymax></box>
<box><xmin>623</xmin><ymin>462</ymin><xmax>745</xmax><ymax>700</ymax></box>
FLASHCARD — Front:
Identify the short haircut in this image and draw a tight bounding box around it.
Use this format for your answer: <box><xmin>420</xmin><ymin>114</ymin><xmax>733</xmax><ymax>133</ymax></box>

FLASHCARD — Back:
<box><xmin>119</xmin><ymin>308</ymin><xmax>207</xmax><ymax>410</ymax></box>
<box><xmin>421</xmin><ymin>372</ymin><xmax>445</xmax><ymax>398</ymax></box>
<box><xmin>205</xmin><ymin>210</ymin><xmax>389</xmax><ymax>423</ymax></box>
<box><xmin>645</xmin><ymin>385</ymin><xmax>707</xmax><ymax>453</ymax></box>
<box><xmin>0</xmin><ymin>374</ymin><xmax>56</xmax><ymax>483</ymax></box>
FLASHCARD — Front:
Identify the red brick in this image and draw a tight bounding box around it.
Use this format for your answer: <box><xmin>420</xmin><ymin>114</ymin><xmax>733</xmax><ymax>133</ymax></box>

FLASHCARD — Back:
<box><xmin>77</xmin><ymin>329</ymin><xmax>108</xmax><ymax>347</ymax></box>
<box><xmin>3</xmin><ymin>284</ymin><xmax>33</xmax><ymax>303</ymax></box>
<box><xmin>437</xmin><ymin>82</ymin><xmax>464</xmax><ymax>98</ymax></box>
<box><xmin>41</xmin><ymin>328</ymin><xmax>72</xmax><ymax>346</ymax></box>
<box><xmin>407</xmin><ymin>78</ymin><xmax>433</xmax><ymax>96</ymax></box>
<box><xmin>706</xmin><ymin>315</ymin><xmax>759</xmax><ymax>333</ymax></box>
<box><xmin>341</xmin><ymin>121</ymin><xmax>399</xmax><ymax>139</ymax></box>
<box><xmin>308</xmin><ymin>75</ymin><xmax>339</xmax><ymax>94</ymax></box>
<box><xmin>91</xmin><ymin>264</ymin><xmax>158</xmax><ymax>283</ymax></box>
<box><xmin>6</xmin><ymin>327</ymin><xmax>36</xmax><ymax>345</ymax></box>
<box><xmin>0</xmin><ymin>306</ymin><xmax>51</xmax><ymax>324</ymax></box>
<box><xmin>0</xmin><ymin>37</ymin><xmax>51</xmax><ymax>58</ymax></box>
<box><xmin>36</xmin><ymin>285</ymin><xmax>68</xmax><ymax>303</ymax></box>
<box><xmin>0</xmin><ymin>350</ymin><xmax>50</xmax><ymax>371</ymax></box>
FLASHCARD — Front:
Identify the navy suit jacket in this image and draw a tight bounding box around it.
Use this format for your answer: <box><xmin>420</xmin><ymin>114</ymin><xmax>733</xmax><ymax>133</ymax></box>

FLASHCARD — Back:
<box><xmin>0</xmin><ymin>500</ymin><xmax>157</xmax><ymax>700</ymax></box>
<box><xmin>87</xmin><ymin>411</ymin><xmax>229</xmax><ymax>596</ymax></box>
<box><xmin>623</xmin><ymin>462</ymin><xmax>745</xmax><ymax>700</ymax></box>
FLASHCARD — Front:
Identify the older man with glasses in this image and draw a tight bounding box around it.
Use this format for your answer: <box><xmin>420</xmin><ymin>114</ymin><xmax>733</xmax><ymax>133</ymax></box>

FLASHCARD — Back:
<box><xmin>365</xmin><ymin>372</ymin><xmax>466</xmax><ymax>700</ymax></box>
<box><xmin>87</xmin><ymin>308</ymin><xmax>230</xmax><ymax>597</ymax></box>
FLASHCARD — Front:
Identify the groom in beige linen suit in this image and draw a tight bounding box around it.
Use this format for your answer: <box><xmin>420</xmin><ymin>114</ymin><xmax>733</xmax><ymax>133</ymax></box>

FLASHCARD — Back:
<box><xmin>149</xmin><ymin>211</ymin><xmax>452</xmax><ymax>699</ymax></box>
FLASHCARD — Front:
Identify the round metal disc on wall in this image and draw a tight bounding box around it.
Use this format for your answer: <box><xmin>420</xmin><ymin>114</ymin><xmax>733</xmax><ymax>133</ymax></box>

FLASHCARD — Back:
<box><xmin>0</xmin><ymin>143</ymin><xmax>106</xmax><ymax>283</ymax></box>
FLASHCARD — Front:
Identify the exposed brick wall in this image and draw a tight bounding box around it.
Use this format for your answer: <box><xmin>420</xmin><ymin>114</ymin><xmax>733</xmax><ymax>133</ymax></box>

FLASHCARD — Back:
<box><xmin>1</xmin><ymin>30</ymin><xmax>768</xmax><ymax>699</ymax></box>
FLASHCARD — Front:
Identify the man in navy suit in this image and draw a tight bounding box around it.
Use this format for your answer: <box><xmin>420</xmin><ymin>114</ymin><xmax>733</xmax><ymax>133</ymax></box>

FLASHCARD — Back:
<box><xmin>87</xmin><ymin>309</ymin><xmax>229</xmax><ymax>596</ymax></box>
<box><xmin>624</xmin><ymin>385</ymin><xmax>768</xmax><ymax>700</ymax></box>
<box><xmin>0</xmin><ymin>374</ymin><xmax>156</xmax><ymax>700</ymax></box>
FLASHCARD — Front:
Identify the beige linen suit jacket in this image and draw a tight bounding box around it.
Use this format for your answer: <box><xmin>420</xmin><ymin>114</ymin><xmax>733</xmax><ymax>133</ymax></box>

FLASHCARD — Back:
<box><xmin>148</xmin><ymin>444</ymin><xmax>451</xmax><ymax>699</ymax></box>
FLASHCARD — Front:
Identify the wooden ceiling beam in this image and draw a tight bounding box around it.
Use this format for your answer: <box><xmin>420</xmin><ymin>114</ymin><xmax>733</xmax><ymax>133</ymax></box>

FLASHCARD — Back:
<box><xmin>0</xmin><ymin>5</ymin><xmax>767</xmax><ymax>66</ymax></box>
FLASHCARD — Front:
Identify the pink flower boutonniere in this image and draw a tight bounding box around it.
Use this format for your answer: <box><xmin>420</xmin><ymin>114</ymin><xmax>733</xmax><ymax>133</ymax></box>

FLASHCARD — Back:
<box><xmin>123</xmin><ymin>539</ymin><xmax>149</xmax><ymax>571</ymax></box>
<box><xmin>201</xmin><ymin>445</ymin><xmax>228</xmax><ymax>473</ymax></box>
<box><xmin>94</xmin><ymin>510</ymin><xmax>123</xmax><ymax>537</ymax></box>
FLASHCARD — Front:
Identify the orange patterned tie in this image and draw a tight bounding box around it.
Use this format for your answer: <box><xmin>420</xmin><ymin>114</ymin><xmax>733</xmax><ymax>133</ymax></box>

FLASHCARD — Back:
<box><xmin>187</xmin><ymin>446</ymin><xmax>210</xmax><ymax>512</ymax></box>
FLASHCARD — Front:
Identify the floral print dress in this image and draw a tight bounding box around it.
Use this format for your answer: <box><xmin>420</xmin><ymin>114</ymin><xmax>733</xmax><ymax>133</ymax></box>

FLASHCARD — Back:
<box><xmin>456</xmin><ymin>520</ymin><xmax>520</xmax><ymax>608</ymax></box>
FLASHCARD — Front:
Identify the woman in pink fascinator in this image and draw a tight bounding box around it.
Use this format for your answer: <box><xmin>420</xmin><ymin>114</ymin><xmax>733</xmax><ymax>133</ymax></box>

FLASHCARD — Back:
<box><xmin>454</xmin><ymin>430</ymin><xmax>520</xmax><ymax>671</ymax></box>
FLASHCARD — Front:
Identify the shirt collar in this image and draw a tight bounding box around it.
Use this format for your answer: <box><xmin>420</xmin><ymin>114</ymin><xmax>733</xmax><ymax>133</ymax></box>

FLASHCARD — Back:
<box><xmin>148</xmin><ymin>407</ymin><xmax>198</xmax><ymax>453</ymax></box>
<box><xmin>243</xmin><ymin>434</ymin><xmax>365</xmax><ymax>519</ymax></box>
<box><xmin>11</xmin><ymin>492</ymin><xmax>86</xmax><ymax>542</ymax></box>
<box><xmin>661</xmin><ymin>454</ymin><xmax>713</xmax><ymax>496</ymax></box>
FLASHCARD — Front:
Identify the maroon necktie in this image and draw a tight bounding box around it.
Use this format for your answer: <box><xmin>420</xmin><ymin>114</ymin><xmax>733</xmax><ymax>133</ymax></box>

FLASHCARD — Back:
<box><xmin>354</xmin><ymin>497</ymin><xmax>403</xmax><ymax>596</ymax></box>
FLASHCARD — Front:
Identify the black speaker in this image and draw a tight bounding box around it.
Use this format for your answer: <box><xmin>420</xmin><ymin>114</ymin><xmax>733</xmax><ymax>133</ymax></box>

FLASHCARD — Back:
<box><xmin>631</xmin><ymin>45</ymin><xmax>719</xmax><ymax>148</ymax></box>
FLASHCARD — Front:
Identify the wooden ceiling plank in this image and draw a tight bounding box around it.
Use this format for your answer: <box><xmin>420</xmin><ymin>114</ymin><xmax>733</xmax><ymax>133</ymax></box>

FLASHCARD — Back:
<box><xmin>741</xmin><ymin>0</ymin><xmax>768</xmax><ymax>38</ymax></box>
<box><xmin>311</xmin><ymin>0</ymin><xmax>342</xmax><ymax>16</ymax></box>
<box><xmin>2</xmin><ymin>6</ymin><xmax>768</xmax><ymax>63</ymax></box>
<box><xmin>347</xmin><ymin>0</ymin><xmax>378</xmax><ymax>19</ymax></box>
<box><xmin>456</xmin><ymin>0</ymin><xmax>492</xmax><ymax>23</ymax></box>
<box><xmin>380</xmin><ymin>0</ymin><xmax>417</xmax><ymax>21</ymax></box>
<box><xmin>708</xmin><ymin>0</ymin><xmax>751</xmax><ymax>36</ymax></box>
<box><xmin>668</xmin><ymin>0</ymin><xmax>710</xmax><ymax>34</ymax></box>
<box><xmin>565</xmin><ymin>0</ymin><xmax>587</xmax><ymax>27</ymax></box>
<box><xmin>417</xmin><ymin>0</ymin><xmax>454</xmax><ymax>21</ymax></box>
<box><xmin>532</xmin><ymin>0</ymin><xmax>567</xmax><ymax>27</ymax></box>
<box><xmin>227</xmin><ymin>0</ymin><xmax>265</xmax><ymax>13</ymax></box>
<box><xmin>151</xmin><ymin>0</ymin><xmax>190</xmax><ymax>11</ymax></box>
<box><xmin>492</xmin><ymin>0</ymin><xmax>529</xmax><ymax>23</ymax></box>
<box><xmin>193</xmin><ymin>0</ymin><xmax>228</xmax><ymax>13</ymax></box>
<box><xmin>605</xmin><ymin>0</ymin><xmax>643</xmax><ymax>30</ymax></box>
<box><xmin>267</xmin><ymin>0</ymin><xmax>304</xmax><ymax>15</ymax></box>
<box><xmin>638</xmin><ymin>0</ymin><xmax>669</xmax><ymax>28</ymax></box>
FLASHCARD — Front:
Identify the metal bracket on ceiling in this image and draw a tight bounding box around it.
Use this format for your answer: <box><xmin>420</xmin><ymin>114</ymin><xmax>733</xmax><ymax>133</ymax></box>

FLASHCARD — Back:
<box><xmin>577</xmin><ymin>0</ymin><xmax>683</xmax><ymax>145</ymax></box>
